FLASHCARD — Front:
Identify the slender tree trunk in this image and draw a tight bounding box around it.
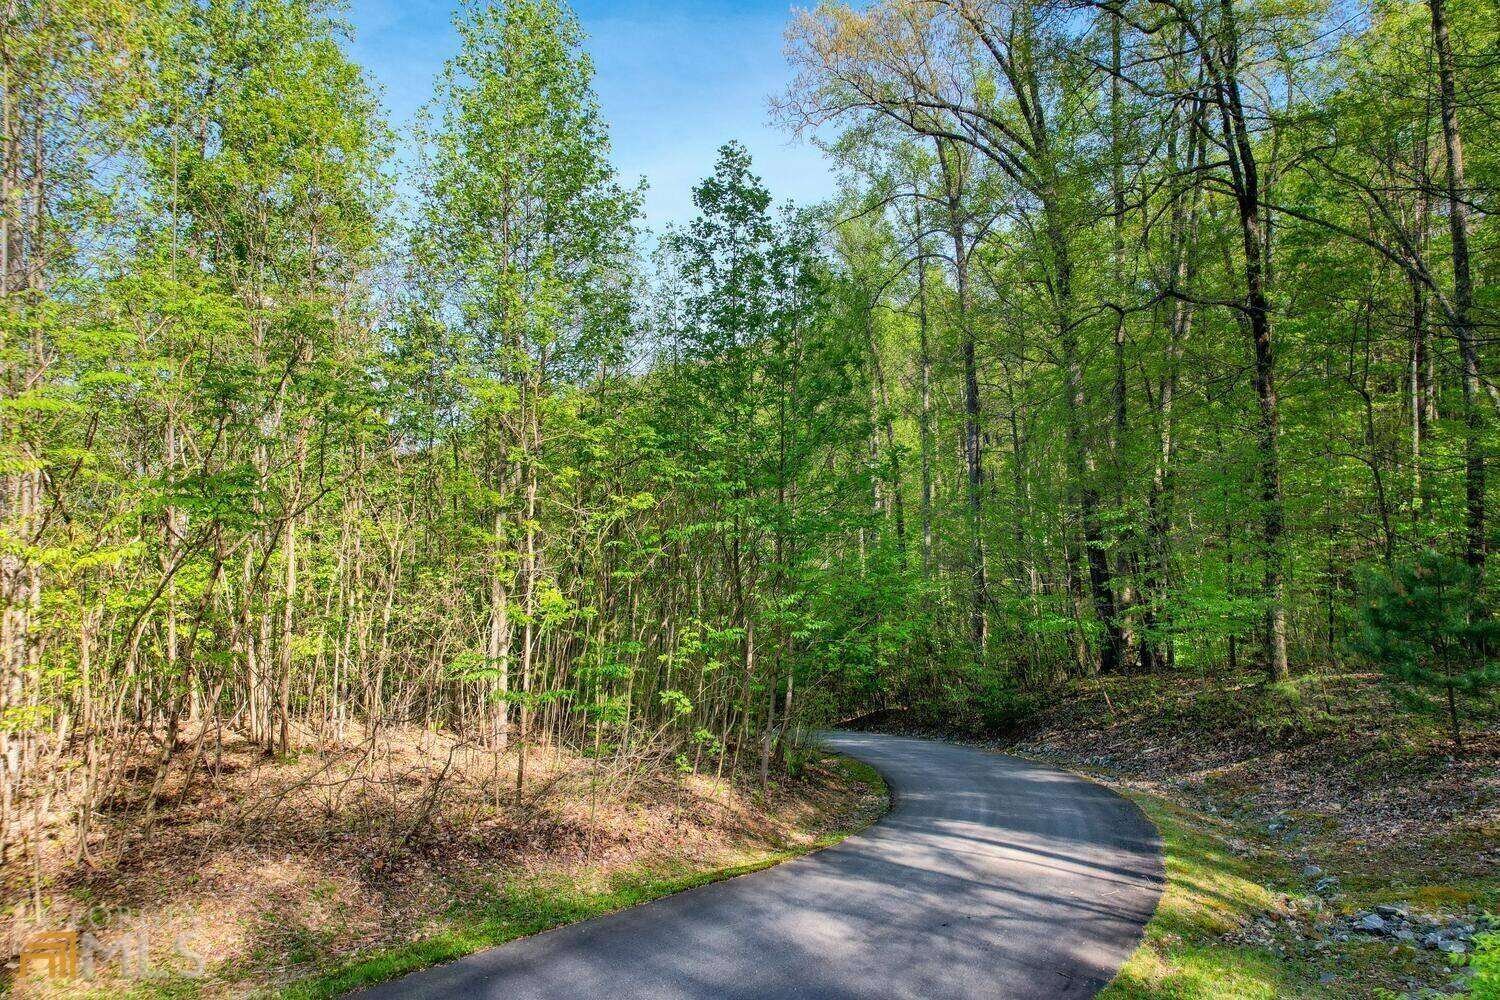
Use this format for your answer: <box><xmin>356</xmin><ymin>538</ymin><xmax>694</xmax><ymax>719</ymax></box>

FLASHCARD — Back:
<box><xmin>1108</xmin><ymin>12</ymin><xmax>1138</xmax><ymax>670</ymax></box>
<box><xmin>936</xmin><ymin>140</ymin><xmax>987</xmax><ymax>662</ymax></box>
<box><xmin>1143</xmin><ymin>94</ymin><xmax>1203</xmax><ymax>673</ymax></box>
<box><xmin>866</xmin><ymin>308</ymin><xmax>906</xmax><ymax>565</ymax></box>
<box><xmin>1427</xmin><ymin>0</ymin><xmax>1483</xmax><ymax>568</ymax></box>
<box><xmin>1214</xmin><ymin>0</ymin><xmax>1290</xmax><ymax>679</ymax></box>
<box><xmin>1052</xmin><ymin>201</ymin><xmax>1123</xmax><ymax>674</ymax></box>
<box><xmin>488</xmin><ymin>453</ymin><xmax>511</xmax><ymax>750</ymax></box>
<box><xmin>911</xmin><ymin>191</ymin><xmax>936</xmax><ymax>577</ymax></box>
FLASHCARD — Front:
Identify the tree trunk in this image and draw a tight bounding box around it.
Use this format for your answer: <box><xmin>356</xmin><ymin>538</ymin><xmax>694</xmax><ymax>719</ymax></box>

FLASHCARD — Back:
<box><xmin>936</xmin><ymin>140</ymin><xmax>988</xmax><ymax>663</ymax></box>
<box><xmin>1427</xmin><ymin>0</ymin><xmax>1483</xmax><ymax>569</ymax></box>
<box><xmin>1215</xmin><ymin>0</ymin><xmax>1290</xmax><ymax>680</ymax></box>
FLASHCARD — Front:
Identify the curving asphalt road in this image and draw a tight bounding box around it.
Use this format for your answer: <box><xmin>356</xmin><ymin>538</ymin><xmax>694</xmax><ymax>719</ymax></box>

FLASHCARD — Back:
<box><xmin>354</xmin><ymin>732</ymin><xmax>1163</xmax><ymax>1000</ymax></box>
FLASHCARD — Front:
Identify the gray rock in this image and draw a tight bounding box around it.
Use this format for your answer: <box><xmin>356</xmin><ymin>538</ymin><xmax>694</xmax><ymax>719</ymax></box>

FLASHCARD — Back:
<box><xmin>1319</xmin><ymin>972</ymin><xmax>1337</xmax><ymax>985</ymax></box>
<box><xmin>1302</xmin><ymin>864</ymin><xmax>1323</xmax><ymax>878</ymax></box>
<box><xmin>1313</xmin><ymin>876</ymin><xmax>1340</xmax><ymax>896</ymax></box>
<box><xmin>1438</xmin><ymin>938</ymin><xmax>1468</xmax><ymax>955</ymax></box>
<box><xmin>1355</xmin><ymin>913</ymin><xmax>1388</xmax><ymax>933</ymax></box>
<box><xmin>1376</xmin><ymin>903</ymin><xmax>1409</xmax><ymax>918</ymax></box>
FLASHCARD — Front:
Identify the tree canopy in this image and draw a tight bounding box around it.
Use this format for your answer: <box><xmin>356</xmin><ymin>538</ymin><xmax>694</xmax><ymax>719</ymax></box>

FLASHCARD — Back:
<box><xmin>1</xmin><ymin>0</ymin><xmax>1497</xmax><ymax>874</ymax></box>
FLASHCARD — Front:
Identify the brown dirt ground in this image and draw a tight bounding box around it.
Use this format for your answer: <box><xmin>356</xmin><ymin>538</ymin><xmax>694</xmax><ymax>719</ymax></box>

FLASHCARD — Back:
<box><xmin>2</xmin><ymin>725</ymin><xmax>880</xmax><ymax>996</ymax></box>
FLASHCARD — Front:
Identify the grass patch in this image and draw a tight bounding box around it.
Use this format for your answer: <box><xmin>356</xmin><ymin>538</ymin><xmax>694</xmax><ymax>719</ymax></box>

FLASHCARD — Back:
<box><xmin>278</xmin><ymin>754</ymin><xmax>887</xmax><ymax>999</ymax></box>
<box><xmin>1099</xmin><ymin>787</ymin><xmax>1493</xmax><ymax>999</ymax></box>
<box><xmin>1359</xmin><ymin>881</ymin><xmax>1492</xmax><ymax>914</ymax></box>
<box><xmin>1100</xmin><ymin>791</ymin><xmax>1316</xmax><ymax>1000</ymax></box>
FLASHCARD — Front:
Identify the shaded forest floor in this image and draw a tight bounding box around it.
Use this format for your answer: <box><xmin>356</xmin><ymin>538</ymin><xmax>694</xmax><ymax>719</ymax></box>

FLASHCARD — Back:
<box><xmin>855</xmin><ymin>670</ymin><xmax>1499</xmax><ymax>998</ymax></box>
<box><xmin>2</xmin><ymin>728</ymin><xmax>887</xmax><ymax>998</ymax></box>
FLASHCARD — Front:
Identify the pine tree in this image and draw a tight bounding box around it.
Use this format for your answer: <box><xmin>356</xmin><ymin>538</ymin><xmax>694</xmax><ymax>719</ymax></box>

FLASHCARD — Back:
<box><xmin>1357</xmin><ymin>551</ymin><xmax>1500</xmax><ymax>755</ymax></box>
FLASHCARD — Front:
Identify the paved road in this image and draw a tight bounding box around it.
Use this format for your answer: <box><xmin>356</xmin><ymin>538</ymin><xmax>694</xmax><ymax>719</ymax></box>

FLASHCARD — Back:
<box><xmin>354</xmin><ymin>732</ymin><xmax>1162</xmax><ymax>999</ymax></box>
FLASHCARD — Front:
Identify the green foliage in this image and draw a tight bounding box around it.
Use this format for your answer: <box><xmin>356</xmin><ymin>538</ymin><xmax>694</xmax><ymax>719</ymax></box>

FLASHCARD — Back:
<box><xmin>658</xmin><ymin>689</ymin><xmax>693</xmax><ymax>717</ymax></box>
<box><xmin>1356</xmin><ymin>552</ymin><xmax>1500</xmax><ymax>750</ymax></box>
<box><xmin>1474</xmin><ymin>932</ymin><xmax>1500</xmax><ymax>1000</ymax></box>
<box><xmin>8</xmin><ymin>0</ymin><xmax>1500</xmax><ymax>974</ymax></box>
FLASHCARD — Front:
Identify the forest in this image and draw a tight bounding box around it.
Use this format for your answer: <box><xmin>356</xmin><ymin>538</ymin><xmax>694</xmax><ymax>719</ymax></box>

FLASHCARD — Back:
<box><xmin>0</xmin><ymin>0</ymin><xmax>1497</xmax><ymax>993</ymax></box>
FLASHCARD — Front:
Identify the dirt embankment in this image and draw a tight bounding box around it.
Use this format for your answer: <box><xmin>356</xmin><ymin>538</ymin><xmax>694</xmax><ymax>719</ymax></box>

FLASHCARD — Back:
<box><xmin>2</xmin><ymin>727</ymin><xmax>883</xmax><ymax>997</ymax></box>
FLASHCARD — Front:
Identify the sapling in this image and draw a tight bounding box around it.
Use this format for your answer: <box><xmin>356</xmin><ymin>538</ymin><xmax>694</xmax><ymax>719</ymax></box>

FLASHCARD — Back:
<box><xmin>1357</xmin><ymin>551</ymin><xmax>1500</xmax><ymax>755</ymax></box>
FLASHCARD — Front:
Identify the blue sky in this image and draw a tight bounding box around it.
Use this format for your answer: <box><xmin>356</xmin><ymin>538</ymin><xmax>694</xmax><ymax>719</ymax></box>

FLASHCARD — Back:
<box><xmin>344</xmin><ymin>0</ymin><xmax>839</xmax><ymax>233</ymax></box>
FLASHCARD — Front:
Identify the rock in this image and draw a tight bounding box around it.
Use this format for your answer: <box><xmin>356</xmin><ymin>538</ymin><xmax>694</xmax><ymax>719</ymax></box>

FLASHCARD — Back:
<box><xmin>1423</xmin><ymin>932</ymin><xmax>1445</xmax><ymax>950</ymax></box>
<box><xmin>1355</xmin><ymin>913</ymin><xmax>1388</xmax><ymax>933</ymax></box>
<box><xmin>1313</xmin><ymin>876</ymin><xmax>1340</xmax><ymax>896</ymax></box>
<box><xmin>1319</xmin><ymin>972</ymin><xmax>1337</xmax><ymax>985</ymax></box>
<box><xmin>1395</xmin><ymin>929</ymin><xmax>1418</xmax><ymax>942</ymax></box>
<box><xmin>1376</xmin><ymin>903</ymin><xmax>1409</xmax><ymax>918</ymax></box>
<box><xmin>1303</xmin><ymin>864</ymin><xmax>1324</xmax><ymax>878</ymax></box>
<box><xmin>1438</xmin><ymin>939</ymin><xmax>1467</xmax><ymax>955</ymax></box>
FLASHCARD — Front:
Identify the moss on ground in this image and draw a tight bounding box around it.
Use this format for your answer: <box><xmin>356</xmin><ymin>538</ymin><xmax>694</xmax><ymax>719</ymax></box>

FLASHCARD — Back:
<box><xmin>1100</xmin><ymin>791</ymin><xmax>1316</xmax><ymax>1000</ymax></box>
<box><xmin>1097</xmin><ymin>786</ymin><xmax>1493</xmax><ymax>999</ymax></box>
